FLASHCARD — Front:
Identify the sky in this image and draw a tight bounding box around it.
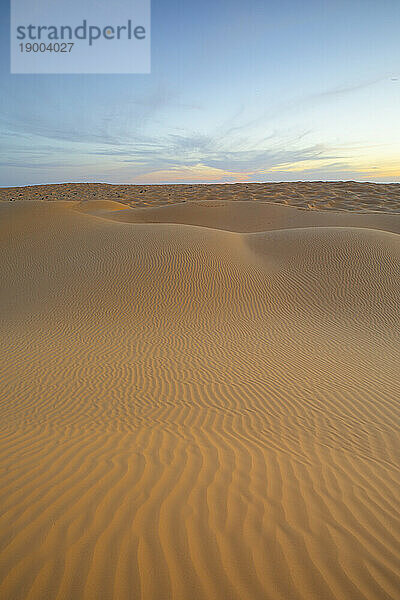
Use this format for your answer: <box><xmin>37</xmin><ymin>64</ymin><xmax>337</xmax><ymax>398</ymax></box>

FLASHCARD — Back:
<box><xmin>0</xmin><ymin>0</ymin><xmax>399</xmax><ymax>186</ymax></box>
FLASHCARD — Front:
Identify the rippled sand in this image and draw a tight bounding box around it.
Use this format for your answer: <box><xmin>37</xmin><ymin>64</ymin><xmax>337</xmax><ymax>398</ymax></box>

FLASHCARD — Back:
<box><xmin>0</xmin><ymin>182</ymin><xmax>399</xmax><ymax>600</ymax></box>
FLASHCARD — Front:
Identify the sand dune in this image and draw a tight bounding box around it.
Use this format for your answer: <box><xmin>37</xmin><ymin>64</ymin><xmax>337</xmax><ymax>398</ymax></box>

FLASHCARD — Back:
<box><xmin>0</xmin><ymin>188</ymin><xmax>399</xmax><ymax>599</ymax></box>
<box><xmin>82</xmin><ymin>198</ymin><xmax>400</xmax><ymax>234</ymax></box>
<box><xmin>2</xmin><ymin>180</ymin><xmax>400</xmax><ymax>213</ymax></box>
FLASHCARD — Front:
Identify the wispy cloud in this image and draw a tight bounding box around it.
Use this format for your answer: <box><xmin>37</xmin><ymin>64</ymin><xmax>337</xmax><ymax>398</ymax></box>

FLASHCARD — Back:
<box><xmin>0</xmin><ymin>75</ymin><xmax>397</xmax><ymax>185</ymax></box>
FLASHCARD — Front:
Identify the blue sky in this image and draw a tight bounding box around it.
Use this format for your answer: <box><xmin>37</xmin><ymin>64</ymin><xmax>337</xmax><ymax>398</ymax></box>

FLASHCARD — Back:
<box><xmin>1</xmin><ymin>0</ymin><xmax>399</xmax><ymax>186</ymax></box>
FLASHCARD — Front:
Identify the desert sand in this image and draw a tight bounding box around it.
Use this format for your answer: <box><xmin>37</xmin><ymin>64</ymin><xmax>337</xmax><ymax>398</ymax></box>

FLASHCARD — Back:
<box><xmin>0</xmin><ymin>182</ymin><xmax>399</xmax><ymax>600</ymax></box>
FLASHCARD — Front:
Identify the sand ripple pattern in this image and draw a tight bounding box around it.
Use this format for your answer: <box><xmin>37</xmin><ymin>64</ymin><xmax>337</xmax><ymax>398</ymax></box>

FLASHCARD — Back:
<box><xmin>0</xmin><ymin>200</ymin><xmax>399</xmax><ymax>600</ymax></box>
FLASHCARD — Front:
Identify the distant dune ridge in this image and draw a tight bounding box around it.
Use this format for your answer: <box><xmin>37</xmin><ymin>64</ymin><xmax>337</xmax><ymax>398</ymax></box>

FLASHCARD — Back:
<box><xmin>0</xmin><ymin>182</ymin><xmax>399</xmax><ymax>600</ymax></box>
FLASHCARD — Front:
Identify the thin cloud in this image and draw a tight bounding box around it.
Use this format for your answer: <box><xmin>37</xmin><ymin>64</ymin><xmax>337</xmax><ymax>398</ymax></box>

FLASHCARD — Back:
<box><xmin>0</xmin><ymin>75</ymin><xmax>391</xmax><ymax>184</ymax></box>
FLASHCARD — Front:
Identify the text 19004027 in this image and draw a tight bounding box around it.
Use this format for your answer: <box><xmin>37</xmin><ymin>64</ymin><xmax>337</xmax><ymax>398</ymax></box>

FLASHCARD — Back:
<box><xmin>19</xmin><ymin>43</ymin><xmax>74</xmax><ymax>53</ymax></box>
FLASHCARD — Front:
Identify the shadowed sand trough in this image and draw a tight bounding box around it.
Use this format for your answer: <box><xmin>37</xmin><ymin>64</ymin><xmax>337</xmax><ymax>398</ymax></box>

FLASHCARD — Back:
<box><xmin>0</xmin><ymin>188</ymin><xmax>399</xmax><ymax>600</ymax></box>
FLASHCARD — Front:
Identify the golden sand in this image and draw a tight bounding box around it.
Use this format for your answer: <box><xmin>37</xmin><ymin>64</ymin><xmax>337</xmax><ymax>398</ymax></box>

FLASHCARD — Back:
<box><xmin>0</xmin><ymin>182</ymin><xmax>399</xmax><ymax>599</ymax></box>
